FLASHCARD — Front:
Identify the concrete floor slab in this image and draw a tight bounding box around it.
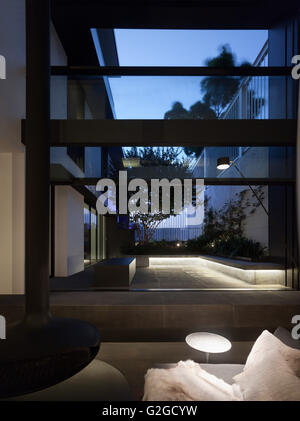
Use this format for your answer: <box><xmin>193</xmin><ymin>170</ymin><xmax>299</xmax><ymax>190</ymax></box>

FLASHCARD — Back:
<box><xmin>50</xmin><ymin>262</ymin><xmax>290</xmax><ymax>291</ymax></box>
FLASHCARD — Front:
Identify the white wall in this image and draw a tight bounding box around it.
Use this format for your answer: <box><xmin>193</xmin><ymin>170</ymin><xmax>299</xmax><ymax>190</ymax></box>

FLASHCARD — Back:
<box><xmin>0</xmin><ymin>1</ymin><xmax>71</xmax><ymax>292</ymax></box>
<box><xmin>55</xmin><ymin>186</ymin><xmax>84</xmax><ymax>277</ymax></box>
<box><xmin>0</xmin><ymin>0</ymin><xmax>26</xmax><ymax>293</ymax></box>
<box><xmin>0</xmin><ymin>154</ymin><xmax>13</xmax><ymax>293</ymax></box>
<box><xmin>205</xmin><ymin>147</ymin><xmax>269</xmax><ymax>249</ymax></box>
<box><xmin>12</xmin><ymin>152</ymin><xmax>25</xmax><ymax>292</ymax></box>
<box><xmin>0</xmin><ymin>0</ymin><xmax>26</xmax><ymax>154</ymax></box>
<box><xmin>206</xmin><ymin>185</ymin><xmax>269</xmax><ymax>248</ymax></box>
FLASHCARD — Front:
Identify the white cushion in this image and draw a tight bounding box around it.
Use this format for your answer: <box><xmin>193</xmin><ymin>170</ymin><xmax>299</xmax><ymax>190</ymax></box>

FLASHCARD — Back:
<box><xmin>233</xmin><ymin>330</ymin><xmax>300</xmax><ymax>401</ymax></box>
<box><xmin>143</xmin><ymin>360</ymin><xmax>243</xmax><ymax>401</ymax></box>
<box><xmin>244</xmin><ymin>330</ymin><xmax>300</xmax><ymax>375</ymax></box>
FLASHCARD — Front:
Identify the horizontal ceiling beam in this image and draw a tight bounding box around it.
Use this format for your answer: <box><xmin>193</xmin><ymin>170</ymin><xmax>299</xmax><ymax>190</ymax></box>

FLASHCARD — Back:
<box><xmin>21</xmin><ymin>119</ymin><xmax>297</xmax><ymax>147</ymax></box>
<box><xmin>53</xmin><ymin>178</ymin><xmax>295</xmax><ymax>187</ymax></box>
<box><xmin>51</xmin><ymin>1</ymin><xmax>300</xmax><ymax>30</ymax></box>
<box><xmin>51</xmin><ymin>66</ymin><xmax>293</xmax><ymax>77</ymax></box>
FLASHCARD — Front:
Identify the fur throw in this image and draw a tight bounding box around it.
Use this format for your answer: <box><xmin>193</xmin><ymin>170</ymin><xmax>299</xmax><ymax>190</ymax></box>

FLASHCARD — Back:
<box><xmin>143</xmin><ymin>360</ymin><xmax>243</xmax><ymax>401</ymax></box>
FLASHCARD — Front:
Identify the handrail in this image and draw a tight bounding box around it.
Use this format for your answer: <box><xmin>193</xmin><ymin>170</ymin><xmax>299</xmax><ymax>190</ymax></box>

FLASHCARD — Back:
<box><xmin>253</xmin><ymin>40</ymin><xmax>268</xmax><ymax>67</ymax></box>
<box><xmin>222</xmin><ymin>41</ymin><xmax>269</xmax><ymax>119</ymax></box>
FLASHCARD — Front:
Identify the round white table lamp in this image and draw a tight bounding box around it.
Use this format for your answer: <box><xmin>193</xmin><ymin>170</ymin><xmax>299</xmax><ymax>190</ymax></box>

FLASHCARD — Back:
<box><xmin>185</xmin><ymin>332</ymin><xmax>232</xmax><ymax>363</ymax></box>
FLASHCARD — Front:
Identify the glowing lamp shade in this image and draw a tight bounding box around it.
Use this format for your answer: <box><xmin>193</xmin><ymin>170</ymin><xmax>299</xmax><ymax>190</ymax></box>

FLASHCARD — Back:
<box><xmin>217</xmin><ymin>157</ymin><xmax>230</xmax><ymax>170</ymax></box>
<box><xmin>122</xmin><ymin>157</ymin><xmax>140</xmax><ymax>168</ymax></box>
<box><xmin>185</xmin><ymin>332</ymin><xmax>231</xmax><ymax>354</ymax></box>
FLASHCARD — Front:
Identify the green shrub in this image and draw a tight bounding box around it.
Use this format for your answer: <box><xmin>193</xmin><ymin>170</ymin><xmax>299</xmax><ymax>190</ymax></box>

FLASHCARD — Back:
<box><xmin>186</xmin><ymin>233</ymin><xmax>265</xmax><ymax>260</ymax></box>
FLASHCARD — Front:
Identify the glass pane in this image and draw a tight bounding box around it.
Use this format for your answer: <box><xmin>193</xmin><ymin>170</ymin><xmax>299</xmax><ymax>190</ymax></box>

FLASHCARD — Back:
<box><xmin>120</xmin><ymin>146</ymin><xmax>295</xmax><ymax>180</ymax></box>
<box><xmin>129</xmin><ymin>182</ymin><xmax>296</xmax><ymax>290</ymax></box>
<box><xmin>50</xmin><ymin>146</ymin><xmax>103</xmax><ymax>180</ymax></box>
<box><xmin>112</xmin><ymin>29</ymin><xmax>268</xmax><ymax>67</ymax></box>
<box><xmin>97</xmin><ymin>214</ymin><xmax>101</xmax><ymax>260</ymax></box>
<box><xmin>84</xmin><ymin>204</ymin><xmax>91</xmax><ymax>265</ymax></box>
<box><xmin>51</xmin><ymin>75</ymin><xmax>296</xmax><ymax>120</ymax></box>
<box><xmin>51</xmin><ymin>145</ymin><xmax>295</xmax><ymax>183</ymax></box>
<box><xmin>91</xmin><ymin>209</ymin><xmax>97</xmax><ymax>261</ymax></box>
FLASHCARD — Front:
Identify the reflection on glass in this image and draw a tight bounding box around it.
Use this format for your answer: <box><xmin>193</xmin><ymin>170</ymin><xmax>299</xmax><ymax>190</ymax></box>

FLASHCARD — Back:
<box><xmin>84</xmin><ymin>204</ymin><xmax>91</xmax><ymax>265</ymax></box>
<box><xmin>51</xmin><ymin>75</ymin><xmax>294</xmax><ymax>120</ymax></box>
<box><xmin>91</xmin><ymin>209</ymin><xmax>97</xmax><ymax>261</ymax></box>
<box><xmin>120</xmin><ymin>146</ymin><xmax>295</xmax><ymax>180</ymax></box>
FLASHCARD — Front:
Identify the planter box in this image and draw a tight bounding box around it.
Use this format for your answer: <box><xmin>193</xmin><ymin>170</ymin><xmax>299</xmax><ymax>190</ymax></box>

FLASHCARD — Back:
<box><xmin>126</xmin><ymin>255</ymin><xmax>150</xmax><ymax>267</ymax></box>
<box><xmin>93</xmin><ymin>257</ymin><xmax>136</xmax><ymax>288</ymax></box>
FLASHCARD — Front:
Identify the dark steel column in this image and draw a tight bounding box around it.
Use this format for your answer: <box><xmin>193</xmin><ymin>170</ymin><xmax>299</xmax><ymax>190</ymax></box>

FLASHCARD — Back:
<box><xmin>297</xmin><ymin>83</ymin><xmax>300</xmax><ymax>276</ymax></box>
<box><xmin>0</xmin><ymin>2</ymin><xmax>100</xmax><ymax>391</ymax></box>
<box><xmin>25</xmin><ymin>0</ymin><xmax>50</xmax><ymax>322</ymax></box>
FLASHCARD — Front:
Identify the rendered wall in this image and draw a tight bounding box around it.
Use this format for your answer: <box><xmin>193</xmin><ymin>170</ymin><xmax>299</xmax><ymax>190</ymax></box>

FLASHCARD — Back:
<box><xmin>0</xmin><ymin>0</ymin><xmax>25</xmax><ymax>293</ymax></box>
<box><xmin>206</xmin><ymin>147</ymin><xmax>269</xmax><ymax>249</ymax></box>
<box><xmin>54</xmin><ymin>186</ymin><xmax>84</xmax><ymax>276</ymax></box>
<box><xmin>0</xmin><ymin>0</ymin><xmax>70</xmax><ymax>292</ymax></box>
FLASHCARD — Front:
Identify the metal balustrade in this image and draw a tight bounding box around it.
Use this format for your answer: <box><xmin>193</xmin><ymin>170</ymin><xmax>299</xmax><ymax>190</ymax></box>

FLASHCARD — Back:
<box><xmin>223</xmin><ymin>41</ymin><xmax>269</xmax><ymax>120</ymax></box>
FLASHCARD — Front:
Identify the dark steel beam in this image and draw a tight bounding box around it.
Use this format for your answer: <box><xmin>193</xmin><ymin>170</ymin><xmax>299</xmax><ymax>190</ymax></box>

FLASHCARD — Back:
<box><xmin>23</xmin><ymin>119</ymin><xmax>297</xmax><ymax>147</ymax></box>
<box><xmin>51</xmin><ymin>0</ymin><xmax>300</xmax><ymax>30</ymax></box>
<box><xmin>53</xmin><ymin>178</ymin><xmax>295</xmax><ymax>187</ymax></box>
<box><xmin>51</xmin><ymin>1</ymin><xmax>300</xmax><ymax>66</ymax></box>
<box><xmin>25</xmin><ymin>0</ymin><xmax>50</xmax><ymax>320</ymax></box>
<box><xmin>51</xmin><ymin>66</ymin><xmax>293</xmax><ymax>77</ymax></box>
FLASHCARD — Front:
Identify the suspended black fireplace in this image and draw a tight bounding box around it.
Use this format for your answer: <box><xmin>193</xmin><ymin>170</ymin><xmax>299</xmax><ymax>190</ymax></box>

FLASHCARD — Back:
<box><xmin>0</xmin><ymin>0</ymin><xmax>100</xmax><ymax>398</ymax></box>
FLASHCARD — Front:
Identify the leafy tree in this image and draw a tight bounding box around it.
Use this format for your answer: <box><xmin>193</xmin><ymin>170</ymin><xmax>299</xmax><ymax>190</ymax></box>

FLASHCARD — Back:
<box><xmin>189</xmin><ymin>101</ymin><xmax>217</xmax><ymax>120</ymax></box>
<box><xmin>163</xmin><ymin>45</ymin><xmax>252</xmax><ymax>156</ymax></box>
<box><xmin>201</xmin><ymin>44</ymin><xmax>251</xmax><ymax>118</ymax></box>
<box><xmin>187</xmin><ymin>187</ymin><xmax>266</xmax><ymax>259</ymax></box>
<box><xmin>125</xmin><ymin>146</ymin><xmax>182</xmax><ymax>166</ymax></box>
<box><xmin>183</xmin><ymin>146</ymin><xmax>203</xmax><ymax>158</ymax></box>
<box><xmin>124</xmin><ymin>147</ymin><xmax>192</xmax><ymax>244</ymax></box>
<box><xmin>164</xmin><ymin>44</ymin><xmax>252</xmax><ymax>122</ymax></box>
<box><xmin>164</xmin><ymin>102</ymin><xmax>189</xmax><ymax>119</ymax></box>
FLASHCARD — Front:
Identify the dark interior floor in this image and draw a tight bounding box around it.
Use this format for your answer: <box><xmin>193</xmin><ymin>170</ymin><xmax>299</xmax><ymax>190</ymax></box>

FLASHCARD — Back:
<box><xmin>51</xmin><ymin>266</ymin><xmax>94</xmax><ymax>290</ymax></box>
<box><xmin>1</xmin><ymin>290</ymin><xmax>299</xmax><ymax>343</ymax></box>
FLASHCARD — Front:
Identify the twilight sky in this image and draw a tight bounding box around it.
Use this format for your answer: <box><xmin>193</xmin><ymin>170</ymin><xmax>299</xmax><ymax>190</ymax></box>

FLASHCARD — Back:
<box><xmin>107</xmin><ymin>29</ymin><xmax>268</xmax><ymax>119</ymax></box>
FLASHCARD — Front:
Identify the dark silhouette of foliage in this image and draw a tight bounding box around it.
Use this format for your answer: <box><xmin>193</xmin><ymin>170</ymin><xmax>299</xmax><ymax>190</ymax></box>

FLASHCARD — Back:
<box><xmin>164</xmin><ymin>102</ymin><xmax>190</xmax><ymax>119</ymax></box>
<box><xmin>183</xmin><ymin>146</ymin><xmax>204</xmax><ymax>157</ymax></box>
<box><xmin>163</xmin><ymin>44</ymin><xmax>254</xmax><ymax>157</ymax></box>
<box><xmin>125</xmin><ymin>146</ymin><xmax>183</xmax><ymax>167</ymax></box>
<box><xmin>201</xmin><ymin>45</ymin><xmax>251</xmax><ymax>118</ymax></box>
<box><xmin>189</xmin><ymin>101</ymin><xmax>217</xmax><ymax>119</ymax></box>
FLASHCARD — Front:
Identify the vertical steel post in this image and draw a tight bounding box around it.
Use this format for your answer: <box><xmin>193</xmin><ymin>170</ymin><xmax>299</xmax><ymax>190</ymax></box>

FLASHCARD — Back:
<box><xmin>296</xmin><ymin>82</ymin><xmax>300</xmax><ymax>281</ymax></box>
<box><xmin>25</xmin><ymin>0</ymin><xmax>50</xmax><ymax>323</ymax></box>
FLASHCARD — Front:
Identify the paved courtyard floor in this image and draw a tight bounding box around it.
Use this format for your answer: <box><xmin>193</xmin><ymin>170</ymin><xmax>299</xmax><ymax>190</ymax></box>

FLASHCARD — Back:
<box><xmin>131</xmin><ymin>265</ymin><xmax>286</xmax><ymax>290</ymax></box>
<box><xmin>51</xmin><ymin>259</ymin><xmax>288</xmax><ymax>290</ymax></box>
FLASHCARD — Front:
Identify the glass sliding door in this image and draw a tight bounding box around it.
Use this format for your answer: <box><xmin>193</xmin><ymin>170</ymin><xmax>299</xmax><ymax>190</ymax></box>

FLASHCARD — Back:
<box><xmin>97</xmin><ymin>214</ymin><xmax>106</xmax><ymax>261</ymax></box>
<box><xmin>84</xmin><ymin>203</ymin><xmax>91</xmax><ymax>266</ymax></box>
<box><xmin>97</xmin><ymin>214</ymin><xmax>102</xmax><ymax>260</ymax></box>
<box><xmin>91</xmin><ymin>208</ymin><xmax>97</xmax><ymax>262</ymax></box>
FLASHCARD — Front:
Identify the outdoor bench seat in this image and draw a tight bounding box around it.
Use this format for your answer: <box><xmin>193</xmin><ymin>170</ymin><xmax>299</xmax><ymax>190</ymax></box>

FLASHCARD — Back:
<box><xmin>93</xmin><ymin>257</ymin><xmax>136</xmax><ymax>288</ymax></box>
